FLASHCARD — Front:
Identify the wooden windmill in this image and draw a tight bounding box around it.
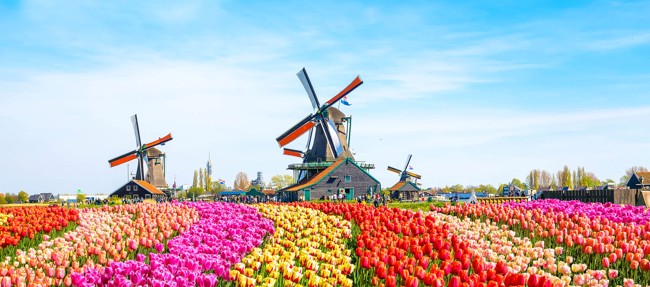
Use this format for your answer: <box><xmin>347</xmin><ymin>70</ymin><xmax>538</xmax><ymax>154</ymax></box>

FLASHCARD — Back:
<box><xmin>276</xmin><ymin>68</ymin><xmax>363</xmax><ymax>180</ymax></box>
<box><xmin>108</xmin><ymin>114</ymin><xmax>172</xmax><ymax>182</ymax></box>
<box><xmin>387</xmin><ymin>154</ymin><xmax>422</xmax><ymax>183</ymax></box>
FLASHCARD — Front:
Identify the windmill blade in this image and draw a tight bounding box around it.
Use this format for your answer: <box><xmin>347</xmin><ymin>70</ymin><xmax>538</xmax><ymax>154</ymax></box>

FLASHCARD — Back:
<box><xmin>142</xmin><ymin>134</ymin><xmax>173</xmax><ymax>150</ymax></box>
<box><xmin>403</xmin><ymin>154</ymin><xmax>413</xmax><ymax>172</ymax></box>
<box><xmin>406</xmin><ymin>171</ymin><xmax>422</xmax><ymax>179</ymax></box>
<box><xmin>305</xmin><ymin>128</ymin><xmax>313</xmax><ymax>150</ymax></box>
<box><xmin>283</xmin><ymin>148</ymin><xmax>304</xmax><ymax>158</ymax></box>
<box><xmin>108</xmin><ymin>151</ymin><xmax>138</xmax><ymax>167</ymax></box>
<box><xmin>320</xmin><ymin>118</ymin><xmax>343</xmax><ymax>158</ymax></box>
<box><xmin>387</xmin><ymin>166</ymin><xmax>402</xmax><ymax>174</ymax></box>
<box><xmin>131</xmin><ymin>114</ymin><xmax>142</xmax><ymax>149</ymax></box>
<box><xmin>322</xmin><ymin>76</ymin><xmax>363</xmax><ymax>109</ymax></box>
<box><xmin>297</xmin><ymin>68</ymin><xmax>320</xmax><ymax>110</ymax></box>
<box><xmin>276</xmin><ymin>114</ymin><xmax>316</xmax><ymax>147</ymax></box>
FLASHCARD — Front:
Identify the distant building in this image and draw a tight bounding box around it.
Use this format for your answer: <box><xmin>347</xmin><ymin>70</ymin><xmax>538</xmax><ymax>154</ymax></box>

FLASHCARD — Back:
<box><xmin>389</xmin><ymin>181</ymin><xmax>420</xmax><ymax>201</ymax></box>
<box><xmin>28</xmin><ymin>193</ymin><xmax>56</xmax><ymax>203</ymax></box>
<box><xmin>109</xmin><ymin>180</ymin><xmax>167</xmax><ymax>200</ymax></box>
<box><xmin>626</xmin><ymin>171</ymin><xmax>650</xmax><ymax>190</ymax></box>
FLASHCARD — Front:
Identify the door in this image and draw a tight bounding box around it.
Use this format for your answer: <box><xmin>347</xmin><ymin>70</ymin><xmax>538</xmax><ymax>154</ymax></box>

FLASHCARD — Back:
<box><xmin>345</xmin><ymin>188</ymin><xmax>354</xmax><ymax>200</ymax></box>
<box><xmin>304</xmin><ymin>189</ymin><xmax>311</xmax><ymax>201</ymax></box>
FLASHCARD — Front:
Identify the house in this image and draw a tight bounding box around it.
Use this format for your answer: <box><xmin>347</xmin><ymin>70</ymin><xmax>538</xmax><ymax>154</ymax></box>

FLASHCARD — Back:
<box><xmin>389</xmin><ymin>181</ymin><xmax>420</xmax><ymax>201</ymax></box>
<box><xmin>626</xmin><ymin>171</ymin><xmax>650</xmax><ymax>190</ymax></box>
<box><xmin>280</xmin><ymin>158</ymin><xmax>381</xmax><ymax>201</ymax></box>
<box><xmin>109</xmin><ymin>180</ymin><xmax>167</xmax><ymax>200</ymax></box>
<box><xmin>28</xmin><ymin>193</ymin><xmax>56</xmax><ymax>203</ymax></box>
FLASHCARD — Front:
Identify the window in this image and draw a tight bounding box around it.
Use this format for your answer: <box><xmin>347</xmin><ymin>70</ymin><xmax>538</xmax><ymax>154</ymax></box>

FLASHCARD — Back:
<box><xmin>126</xmin><ymin>185</ymin><xmax>131</xmax><ymax>191</ymax></box>
<box><xmin>345</xmin><ymin>175</ymin><xmax>351</xmax><ymax>182</ymax></box>
<box><xmin>133</xmin><ymin>185</ymin><xmax>138</xmax><ymax>191</ymax></box>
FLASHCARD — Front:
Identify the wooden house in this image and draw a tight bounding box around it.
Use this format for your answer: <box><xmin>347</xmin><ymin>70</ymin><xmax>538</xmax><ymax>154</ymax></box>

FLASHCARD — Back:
<box><xmin>281</xmin><ymin>158</ymin><xmax>380</xmax><ymax>201</ymax></box>
<box><xmin>109</xmin><ymin>180</ymin><xmax>167</xmax><ymax>200</ymax></box>
<box><xmin>389</xmin><ymin>181</ymin><xmax>420</xmax><ymax>201</ymax></box>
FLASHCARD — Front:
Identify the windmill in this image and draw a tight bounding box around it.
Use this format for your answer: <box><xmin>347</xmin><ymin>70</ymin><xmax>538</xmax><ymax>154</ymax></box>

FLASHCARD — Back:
<box><xmin>387</xmin><ymin>154</ymin><xmax>422</xmax><ymax>183</ymax></box>
<box><xmin>108</xmin><ymin>114</ymin><xmax>173</xmax><ymax>182</ymax></box>
<box><xmin>276</xmin><ymin>68</ymin><xmax>363</xmax><ymax>180</ymax></box>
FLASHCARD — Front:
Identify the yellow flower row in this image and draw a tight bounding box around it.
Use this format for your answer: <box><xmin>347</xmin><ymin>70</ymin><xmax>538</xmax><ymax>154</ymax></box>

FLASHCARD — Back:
<box><xmin>231</xmin><ymin>204</ymin><xmax>354</xmax><ymax>287</ymax></box>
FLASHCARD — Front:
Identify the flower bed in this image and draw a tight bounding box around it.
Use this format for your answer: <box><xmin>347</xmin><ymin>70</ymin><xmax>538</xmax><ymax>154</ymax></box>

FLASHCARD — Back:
<box><xmin>1</xmin><ymin>203</ymin><xmax>198</xmax><ymax>286</ymax></box>
<box><xmin>230</xmin><ymin>204</ymin><xmax>355</xmax><ymax>287</ymax></box>
<box><xmin>71</xmin><ymin>202</ymin><xmax>275</xmax><ymax>287</ymax></box>
<box><xmin>0</xmin><ymin>206</ymin><xmax>79</xmax><ymax>248</ymax></box>
<box><xmin>432</xmin><ymin>200</ymin><xmax>650</xmax><ymax>286</ymax></box>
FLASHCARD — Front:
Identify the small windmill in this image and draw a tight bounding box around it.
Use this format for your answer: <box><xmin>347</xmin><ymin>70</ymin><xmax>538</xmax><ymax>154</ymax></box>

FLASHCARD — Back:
<box><xmin>387</xmin><ymin>154</ymin><xmax>422</xmax><ymax>183</ymax></box>
<box><xmin>277</xmin><ymin>68</ymin><xmax>363</xmax><ymax>169</ymax></box>
<box><xmin>108</xmin><ymin>114</ymin><xmax>172</xmax><ymax>181</ymax></box>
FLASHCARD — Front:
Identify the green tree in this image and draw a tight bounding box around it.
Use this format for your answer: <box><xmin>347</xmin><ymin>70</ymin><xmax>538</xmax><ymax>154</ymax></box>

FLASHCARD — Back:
<box><xmin>234</xmin><ymin>172</ymin><xmax>251</xmax><ymax>191</ymax></box>
<box><xmin>192</xmin><ymin>170</ymin><xmax>198</xmax><ymax>188</ymax></box>
<box><xmin>557</xmin><ymin>165</ymin><xmax>572</xmax><ymax>189</ymax></box>
<box><xmin>18</xmin><ymin>190</ymin><xmax>29</xmax><ymax>203</ymax></box>
<box><xmin>497</xmin><ymin>184</ymin><xmax>507</xmax><ymax>195</ymax></box>
<box><xmin>270</xmin><ymin>174</ymin><xmax>294</xmax><ymax>190</ymax></box>
<box><xmin>199</xmin><ymin>168</ymin><xmax>205</xmax><ymax>190</ymax></box>
<box><xmin>510</xmin><ymin>178</ymin><xmax>525</xmax><ymax>190</ymax></box>
<box><xmin>187</xmin><ymin>186</ymin><xmax>205</xmax><ymax>199</ymax></box>
<box><xmin>0</xmin><ymin>194</ymin><xmax>6</xmax><ymax>204</ymax></box>
<box><xmin>5</xmin><ymin>194</ymin><xmax>14</xmax><ymax>204</ymax></box>
<box><xmin>478</xmin><ymin>184</ymin><xmax>497</xmax><ymax>195</ymax></box>
<box><xmin>77</xmin><ymin>193</ymin><xmax>86</xmax><ymax>203</ymax></box>
<box><xmin>449</xmin><ymin>184</ymin><xmax>465</xmax><ymax>193</ymax></box>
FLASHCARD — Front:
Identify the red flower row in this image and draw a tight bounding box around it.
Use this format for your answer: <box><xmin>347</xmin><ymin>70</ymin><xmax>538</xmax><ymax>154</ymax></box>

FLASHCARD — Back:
<box><xmin>0</xmin><ymin>206</ymin><xmax>79</xmax><ymax>247</ymax></box>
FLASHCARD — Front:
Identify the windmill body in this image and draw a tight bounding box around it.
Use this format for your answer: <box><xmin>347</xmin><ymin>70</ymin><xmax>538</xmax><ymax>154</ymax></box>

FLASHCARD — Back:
<box><xmin>387</xmin><ymin>155</ymin><xmax>422</xmax><ymax>201</ymax></box>
<box><xmin>276</xmin><ymin>68</ymin><xmax>379</xmax><ymax>202</ymax></box>
<box><xmin>108</xmin><ymin>114</ymin><xmax>172</xmax><ymax>186</ymax></box>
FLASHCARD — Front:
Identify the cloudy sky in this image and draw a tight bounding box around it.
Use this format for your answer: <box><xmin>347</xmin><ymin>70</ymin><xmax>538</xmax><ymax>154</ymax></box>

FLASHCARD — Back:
<box><xmin>1</xmin><ymin>0</ymin><xmax>650</xmax><ymax>195</ymax></box>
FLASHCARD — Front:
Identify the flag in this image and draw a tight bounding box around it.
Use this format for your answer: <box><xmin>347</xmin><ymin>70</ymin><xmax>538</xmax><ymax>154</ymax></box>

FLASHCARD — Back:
<box><xmin>408</xmin><ymin>166</ymin><xmax>413</xmax><ymax>170</ymax></box>
<box><xmin>218</xmin><ymin>179</ymin><xmax>226</xmax><ymax>185</ymax></box>
<box><xmin>341</xmin><ymin>96</ymin><xmax>351</xmax><ymax>106</ymax></box>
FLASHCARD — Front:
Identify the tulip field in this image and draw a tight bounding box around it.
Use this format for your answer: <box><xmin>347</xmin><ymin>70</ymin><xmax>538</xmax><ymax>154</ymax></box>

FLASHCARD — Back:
<box><xmin>1</xmin><ymin>199</ymin><xmax>650</xmax><ymax>287</ymax></box>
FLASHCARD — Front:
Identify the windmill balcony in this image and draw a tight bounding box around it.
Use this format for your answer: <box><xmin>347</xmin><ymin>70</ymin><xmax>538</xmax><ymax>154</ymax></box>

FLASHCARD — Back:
<box><xmin>288</xmin><ymin>161</ymin><xmax>374</xmax><ymax>170</ymax></box>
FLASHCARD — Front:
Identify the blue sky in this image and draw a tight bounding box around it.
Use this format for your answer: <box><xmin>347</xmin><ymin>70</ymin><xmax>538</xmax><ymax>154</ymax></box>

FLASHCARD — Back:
<box><xmin>1</xmin><ymin>0</ymin><xmax>650</xmax><ymax>195</ymax></box>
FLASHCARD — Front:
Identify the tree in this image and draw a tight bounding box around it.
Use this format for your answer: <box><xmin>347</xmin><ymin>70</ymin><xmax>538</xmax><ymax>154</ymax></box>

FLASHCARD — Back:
<box><xmin>478</xmin><ymin>184</ymin><xmax>497</xmax><ymax>195</ymax></box>
<box><xmin>187</xmin><ymin>187</ymin><xmax>205</xmax><ymax>199</ymax></box>
<box><xmin>0</xmin><ymin>194</ymin><xmax>6</xmax><ymax>204</ymax></box>
<box><xmin>18</xmin><ymin>190</ymin><xmax>29</xmax><ymax>203</ymax></box>
<box><xmin>557</xmin><ymin>165</ymin><xmax>572</xmax><ymax>189</ymax></box>
<box><xmin>526</xmin><ymin>170</ymin><xmax>540</xmax><ymax>191</ymax></box>
<box><xmin>540</xmin><ymin>170</ymin><xmax>552</xmax><ymax>188</ymax></box>
<box><xmin>5</xmin><ymin>194</ymin><xmax>14</xmax><ymax>204</ymax></box>
<box><xmin>510</xmin><ymin>178</ymin><xmax>525</xmax><ymax>190</ymax></box>
<box><xmin>77</xmin><ymin>193</ymin><xmax>86</xmax><ymax>203</ymax></box>
<box><xmin>193</xmin><ymin>170</ymin><xmax>198</xmax><ymax>188</ymax></box>
<box><xmin>497</xmin><ymin>184</ymin><xmax>507</xmax><ymax>195</ymax></box>
<box><xmin>449</xmin><ymin>184</ymin><xmax>465</xmax><ymax>193</ymax></box>
<box><xmin>551</xmin><ymin>174</ymin><xmax>558</xmax><ymax>189</ymax></box>
<box><xmin>620</xmin><ymin>166</ymin><xmax>648</xmax><ymax>185</ymax></box>
<box><xmin>270</xmin><ymin>174</ymin><xmax>295</xmax><ymax>190</ymax></box>
<box><xmin>199</xmin><ymin>168</ymin><xmax>205</xmax><ymax>190</ymax></box>
<box><xmin>234</xmin><ymin>172</ymin><xmax>251</xmax><ymax>191</ymax></box>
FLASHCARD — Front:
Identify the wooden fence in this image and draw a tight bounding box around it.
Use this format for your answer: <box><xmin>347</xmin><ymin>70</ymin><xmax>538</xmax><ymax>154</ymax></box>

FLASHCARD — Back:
<box><xmin>541</xmin><ymin>189</ymin><xmax>614</xmax><ymax>203</ymax></box>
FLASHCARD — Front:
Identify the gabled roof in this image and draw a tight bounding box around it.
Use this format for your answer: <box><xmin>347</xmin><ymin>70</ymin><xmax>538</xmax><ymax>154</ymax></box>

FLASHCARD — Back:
<box><xmin>262</xmin><ymin>189</ymin><xmax>276</xmax><ymax>195</ymax></box>
<box><xmin>389</xmin><ymin>181</ymin><xmax>420</xmax><ymax>192</ymax></box>
<box><xmin>134</xmin><ymin>180</ymin><xmax>166</xmax><ymax>195</ymax></box>
<box><xmin>284</xmin><ymin>158</ymin><xmax>380</xmax><ymax>192</ymax></box>
<box><xmin>636</xmin><ymin>171</ymin><xmax>650</xmax><ymax>183</ymax></box>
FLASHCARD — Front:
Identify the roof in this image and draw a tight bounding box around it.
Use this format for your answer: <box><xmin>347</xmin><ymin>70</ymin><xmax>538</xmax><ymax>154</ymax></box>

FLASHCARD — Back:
<box><xmin>220</xmin><ymin>191</ymin><xmax>245</xmax><ymax>195</ymax></box>
<box><xmin>389</xmin><ymin>181</ymin><xmax>420</xmax><ymax>192</ymax></box>
<box><xmin>285</xmin><ymin>159</ymin><xmax>346</xmax><ymax>192</ymax></box>
<box><xmin>636</xmin><ymin>171</ymin><xmax>650</xmax><ymax>183</ymax></box>
<box><xmin>262</xmin><ymin>189</ymin><xmax>276</xmax><ymax>195</ymax></box>
<box><xmin>134</xmin><ymin>180</ymin><xmax>166</xmax><ymax>195</ymax></box>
